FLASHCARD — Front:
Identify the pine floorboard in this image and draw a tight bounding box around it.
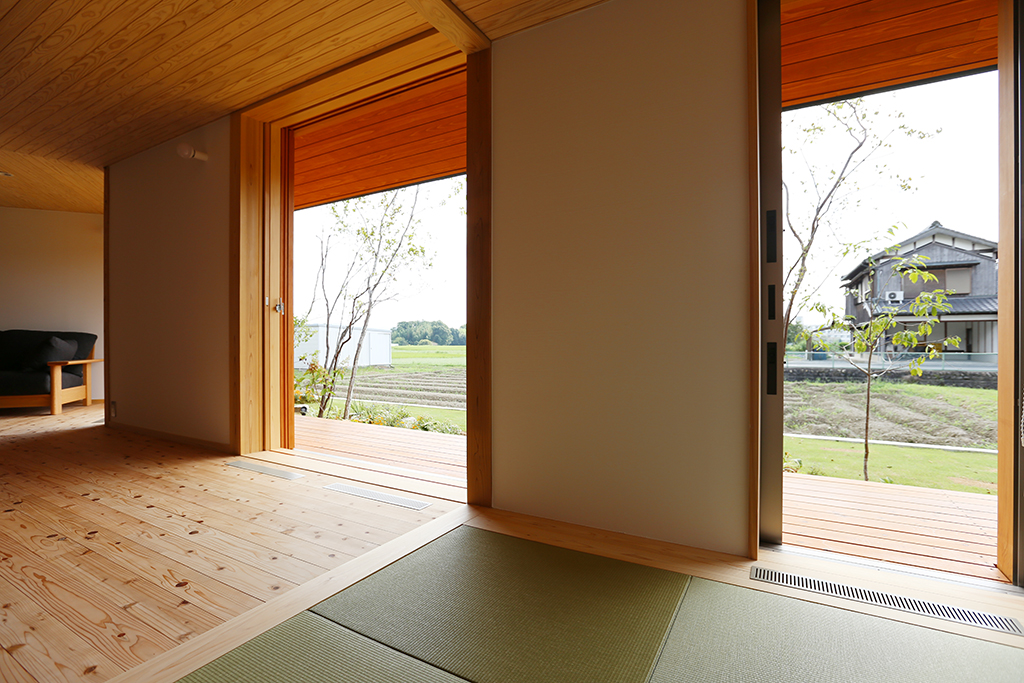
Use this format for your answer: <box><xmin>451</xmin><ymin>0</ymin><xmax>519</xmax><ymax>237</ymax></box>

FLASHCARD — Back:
<box><xmin>0</xmin><ymin>404</ymin><xmax>462</xmax><ymax>683</ymax></box>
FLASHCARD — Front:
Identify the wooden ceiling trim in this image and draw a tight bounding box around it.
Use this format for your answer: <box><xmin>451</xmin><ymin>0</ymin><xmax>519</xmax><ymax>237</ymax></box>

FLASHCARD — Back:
<box><xmin>294</xmin><ymin>71</ymin><xmax>465</xmax><ymax>159</ymax></box>
<box><xmin>0</xmin><ymin>0</ymin><xmax>171</xmax><ymax>132</ymax></box>
<box><xmin>458</xmin><ymin>0</ymin><xmax>610</xmax><ymax>39</ymax></box>
<box><xmin>294</xmin><ymin>152</ymin><xmax>466</xmax><ymax>209</ymax></box>
<box><xmin>403</xmin><ymin>0</ymin><xmax>491</xmax><ymax>53</ymax></box>
<box><xmin>1</xmin><ymin>0</ymin><xmax>277</xmax><ymax>153</ymax></box>
<box><xmin>781</xmin><ymin>0</ymin><xmax>998</xmax><ymax>108</ymax></box>
<box><xmin>243</xmin><ymin>30</ymin><xmax>461</xmax><ymax>125</ymax></box>
<box><xmin>74</xmin><ymin>5</ymin><xmax>428</xmax><ymax>166</ymax></box>
<box><xmin>0</xmin><ymin>0</ymin><xmax>90</xmax><ymax>81</ymax></box>
<box><xmin>292</xmin><ymin>65</ymin><xmax>466</xmax><ymax>209</ymax></box>
<box><xmin>295</xmin><ymin>123</ymin><xmax>465</xmax><ymax>184</ymax></box>
<box><xmin>785</xmin><ymin>39</ymin><xmax>996</xmax><ymax>105</ymax></box>
<box><xmin>41</xmin><ymin>0</ymin><xmax>394</xmax><ymax>161</ymax></box>
<box><xmin>783</xmin><ymin>0</ymin><xmax>978</xmax><ymax>46</ymax></box>
<box><xmin>785</xmin><ymin>17</ymin><xmax>997</xmax><ymax>82</ymax></box>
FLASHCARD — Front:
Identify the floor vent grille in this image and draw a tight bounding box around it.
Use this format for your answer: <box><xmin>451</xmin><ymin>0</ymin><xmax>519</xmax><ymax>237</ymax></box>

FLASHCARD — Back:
<box><xmin>750</xmin><ymin>566</ymin><xmax>1023</xmax><ymax>636</ymax></box>
<box><xmin>323</xmin><ymin>483</ymin><xmax>430</xmax><ymax>510</ymax></box>
<box><xmin>227</xmin><ymin>461</ymin><xmax>304</xmax><ymax>480</ymax></box>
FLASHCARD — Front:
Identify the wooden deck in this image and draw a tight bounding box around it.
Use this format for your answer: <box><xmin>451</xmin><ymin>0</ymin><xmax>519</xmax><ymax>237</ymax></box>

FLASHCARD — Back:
<box><xmin>0</xmin><ymin>404</ymin><xmax>459</xmax><ymax>683</ymax></box>
<box><xmin>292</xmin><ymin>414</ymin><xmax>467</xmax><ymax>501</ymax></box>
<box><xmin>784</xmin><ymin>472</ymin><xmax>1003</xmax><ymax>582</ymax></box>
<box><xmin>296</xmin><ymin>416</ymin><xmax>1003</xmax><ymax>582</ymax></box>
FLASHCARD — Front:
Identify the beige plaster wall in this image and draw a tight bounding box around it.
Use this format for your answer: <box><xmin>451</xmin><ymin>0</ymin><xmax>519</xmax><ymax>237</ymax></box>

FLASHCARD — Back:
<box><xmin>107</xmin><ymin>117</ymin><xmax>232</xmax><ymax>448</ymax></box>
<box><xmin>0</xmin><ymin>206</ymin><xmax>105</xmax><ymax>399</ymax></box>
<box><xmin>490</xmin><ymin>0</ymin><xmax>752</xmax><ymax>555</ymax></box>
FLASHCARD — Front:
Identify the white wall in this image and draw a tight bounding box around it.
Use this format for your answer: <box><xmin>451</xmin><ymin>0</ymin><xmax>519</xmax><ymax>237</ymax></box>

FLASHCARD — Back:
<box><xmin>491</xmin><ymin>0</ymin><xmax>751</xmax><ymax>555</ymax></box>
<box><xmin>107</xmin><ymin>117</ymin><xmax>232</xmax><ymax>448</ymax></box>
<box><xmin>0</xmin><ymin>206</ymin><xmax>105</xmax><ymax>399</ymax></box>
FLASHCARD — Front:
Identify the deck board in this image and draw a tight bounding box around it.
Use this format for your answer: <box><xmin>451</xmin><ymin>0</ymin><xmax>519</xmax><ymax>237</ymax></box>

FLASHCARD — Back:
<box><xmin>783</xmin><ymin>472</ymin><xmax>1003</xmax><ymax>582</ymax></box>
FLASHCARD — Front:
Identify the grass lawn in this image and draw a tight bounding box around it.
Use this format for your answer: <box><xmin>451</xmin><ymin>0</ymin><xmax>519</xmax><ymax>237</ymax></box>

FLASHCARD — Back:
<box><xmin>784</xmin><ymin>435</ymin><xmax>997</xmax><ymax>495</ymax></box>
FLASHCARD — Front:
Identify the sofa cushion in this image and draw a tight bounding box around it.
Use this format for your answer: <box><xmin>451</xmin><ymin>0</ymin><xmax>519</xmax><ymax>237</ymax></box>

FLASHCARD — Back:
<box><xmin>22</xmin><ymin>336</ymin><xmax>78</xmax><ymax>372</ymax></box>
<box><xmin>0</xmin><ymin>330</ymin><xmax>97</xmax><ymax>376</ymax></box>
<box><xmin>0</xmin><ymin>370</ymin><xmax>83</xmax><ymax>396</ymax></box>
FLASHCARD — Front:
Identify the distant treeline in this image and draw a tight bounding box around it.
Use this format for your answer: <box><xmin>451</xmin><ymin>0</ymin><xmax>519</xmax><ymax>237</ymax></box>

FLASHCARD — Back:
<box><xmin>392</xmin><ymin>320</ymin><xmax>467</xmax><ymax>346</ymax></box>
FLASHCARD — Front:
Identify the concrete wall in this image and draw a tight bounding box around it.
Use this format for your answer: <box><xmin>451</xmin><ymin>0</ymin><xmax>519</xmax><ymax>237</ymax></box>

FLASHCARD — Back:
<box><xmin>490</xmin><ymin>0</ymin><xmax>751</xmax><ymax>555</ymax></box>
<box><xmin>0</xmin><ymin>206</ymin><xmax>105</xmax><ymax>399</ymax></box>
<box><xmin>106</xmin><ymin>117</ymin><xmax>232</xmax><ymax>448</ymax></box>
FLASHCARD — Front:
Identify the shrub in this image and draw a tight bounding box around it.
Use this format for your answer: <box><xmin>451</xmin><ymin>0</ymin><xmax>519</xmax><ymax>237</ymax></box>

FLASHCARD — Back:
<box><xmin>345</xmin><ymin>402</ymin><xmax>465</xmax><ymax>435</ymax></box>
<box><xmin>416</xmin><ymin>338</ymin><xmax>437</xmax><ymax>346</ymax></box>
<box><xmin>392</xmin><ymin>336</ymin><xmax>407</xmax><ymax>346</ymax></box>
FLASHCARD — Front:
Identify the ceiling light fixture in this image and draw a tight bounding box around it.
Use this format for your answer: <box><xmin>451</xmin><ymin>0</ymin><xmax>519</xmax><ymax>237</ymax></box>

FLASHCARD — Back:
<box><xmin>176</xmin><ymin>142</ymin><xmax>208</xmax><ymax>162</ymax></box>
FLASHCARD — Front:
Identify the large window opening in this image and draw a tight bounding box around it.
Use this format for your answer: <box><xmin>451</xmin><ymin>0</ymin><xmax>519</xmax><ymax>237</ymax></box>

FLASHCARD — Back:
<box><xmin>780</xmin><ymin>72</ymin><xmax>1002</xmax><ymax>581</ymax></box>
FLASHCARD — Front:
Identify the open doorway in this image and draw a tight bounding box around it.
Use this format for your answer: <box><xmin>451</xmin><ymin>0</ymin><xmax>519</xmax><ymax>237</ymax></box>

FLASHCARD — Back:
<box><xmin>780</xmin><ymin>73</ymin><xmax>1002</xmax><ymax>582</ymax></box>
<box><xmin>279</xmin><ymin>67</ymin><xmax>470</xmax><ymax>503</ymax></box>
<box><xmin>759</xmin><ymin>0</ymin><xmax>1018</xmax><ymax>584</ymax></box>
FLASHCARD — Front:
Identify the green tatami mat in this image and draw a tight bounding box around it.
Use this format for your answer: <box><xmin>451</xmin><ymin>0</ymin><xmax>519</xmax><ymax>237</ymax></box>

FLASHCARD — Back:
<box><xmin>176</xmin><ymin>611</ymin><xmax>467</xmax><ymax>683</ymax></box>
<box><xmin>650</xmin><ymin>577</ymin><xmax>1024</xmax><ymax>683</ymax></box>
<box><xmin>312</xmin><ymin>525</ymin><xmax>691</xmax><ymax>683</ymax></box>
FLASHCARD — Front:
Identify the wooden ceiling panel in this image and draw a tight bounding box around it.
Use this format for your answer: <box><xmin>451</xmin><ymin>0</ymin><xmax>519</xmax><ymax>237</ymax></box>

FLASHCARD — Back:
<box><xmin>41</xmin><ymin>1</ymin><xmax>418</xmax><ymax>162</ymax></box>
<box><xmin>293</xmin><ymin>68</ymin><xmax>466</xmax><ymax>209</ymax></box>
<box><xmin>0</xmin><ymin>149</ymin><xmax>102</xmax><ymax>213</ymax></box>
<box><xmin>782</xmin><ymin>0</ymin><xmax>998</xmax><ymax>108</ymax></box>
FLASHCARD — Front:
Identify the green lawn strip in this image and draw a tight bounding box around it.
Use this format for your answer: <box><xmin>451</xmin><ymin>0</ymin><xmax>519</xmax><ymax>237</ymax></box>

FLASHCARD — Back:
<box><xmin>784</xmin><ymin>436</ymin><xmax>997</xmax><ymax>495</ymax></box>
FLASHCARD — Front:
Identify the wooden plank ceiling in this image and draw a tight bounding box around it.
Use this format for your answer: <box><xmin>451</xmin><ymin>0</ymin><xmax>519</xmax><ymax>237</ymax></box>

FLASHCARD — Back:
<box><xmin>293</xmin><ymin>67</ymin><xmax>467</xmax><ymax>209</ymax></box>
<box><xmin>0</xmin><ymin>0</ymin><xmax>607</xmax><ymax>214</ymax></box>
<box><xmin>782</xmin><ymin>0</ymin><xmax>998</xmax><ymax>108</ymax></box>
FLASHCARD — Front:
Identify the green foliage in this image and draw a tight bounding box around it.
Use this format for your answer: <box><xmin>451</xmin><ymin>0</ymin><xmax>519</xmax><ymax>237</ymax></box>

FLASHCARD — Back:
<box><xmin>417</xmin><ymin>338</ymin><xmax>437</xmax><ymax>346</ymax></box>
<box><xmin>347</xmin><ymin>401</ymin><xmax>465</xmax><ymax>435</ymax></box>
<box><xmin>392</xmin><ymin>336</ymin><xmax>407</xmax><ymax>346</ymax></box>
<box><xmin>804</xmin><ymin>243</ymin><xmax>960</xmax><ymax>481</ymax></box>
<box><xmin>392</xmin><ymin>320</ymin><xmax>463</xmax><ymax>346</ymax></box>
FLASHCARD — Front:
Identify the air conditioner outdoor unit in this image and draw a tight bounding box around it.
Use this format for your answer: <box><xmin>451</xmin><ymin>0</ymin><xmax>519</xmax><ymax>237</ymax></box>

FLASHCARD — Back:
<box><xmin>885</xmin><ymin>291</ymin><xmax>904</xmax><ymax>302</ymax></box>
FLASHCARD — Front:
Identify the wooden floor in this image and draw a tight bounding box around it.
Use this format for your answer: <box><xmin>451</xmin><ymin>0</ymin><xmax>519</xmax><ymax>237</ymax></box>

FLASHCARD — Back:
<box><xmin>0</xmin><ymin>404</ymin><xmax>458</xmax><ymax>683</ymax></box>
<box><xmin>292</xmin><ymin>414</ymin><xmax>467</xmax><ymax>501</ymax></box>
<box><xmin>784</xmin><ymin>472</ymin><xmax>1003</xmax><ymax>582</ymax></box>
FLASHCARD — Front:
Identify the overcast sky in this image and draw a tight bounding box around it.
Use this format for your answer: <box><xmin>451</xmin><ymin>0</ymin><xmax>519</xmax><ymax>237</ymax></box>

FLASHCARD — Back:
<box><xmin>783</xmin><ymin>70</ymin><xmax>998</xmax><ymax>323</ymax></box>
<box><xmin>293</xmin><ymin>176</ymin><xmax>467</xmax><ymax>331</ymax></box>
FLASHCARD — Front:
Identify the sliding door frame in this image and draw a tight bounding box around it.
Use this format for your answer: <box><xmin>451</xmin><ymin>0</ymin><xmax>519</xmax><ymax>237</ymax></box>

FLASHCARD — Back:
<box><xmin>231</xmin><ymin>31</ymin><xmax>492</xmax><ymax>506</ymax></box>
<box><xmin>755</xmin><ymin>0</ymin><xmax>1023</xmax><ymax>583</ymax></box>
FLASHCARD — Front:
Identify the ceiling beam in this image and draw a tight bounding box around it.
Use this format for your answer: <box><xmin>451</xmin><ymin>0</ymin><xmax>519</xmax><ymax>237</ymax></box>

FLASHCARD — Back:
<box><xmin>404</xmin><ymin>0</ymin><xmax>491</xmax><ymax>53</ymax></box>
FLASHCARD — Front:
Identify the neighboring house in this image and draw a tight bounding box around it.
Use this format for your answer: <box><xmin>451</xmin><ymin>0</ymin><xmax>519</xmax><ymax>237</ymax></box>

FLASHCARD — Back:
<box><xmin>842</xmin><ymin>222</ymin><xmax>998</xmax><ymax>355</ymax></box>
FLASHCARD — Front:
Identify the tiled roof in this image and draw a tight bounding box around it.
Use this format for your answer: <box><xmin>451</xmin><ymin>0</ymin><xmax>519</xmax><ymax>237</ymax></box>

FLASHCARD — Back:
<box><xmin>880</xmin><ymin>296</ymin><xmax>998</xmax><ymax>317</ymax></box>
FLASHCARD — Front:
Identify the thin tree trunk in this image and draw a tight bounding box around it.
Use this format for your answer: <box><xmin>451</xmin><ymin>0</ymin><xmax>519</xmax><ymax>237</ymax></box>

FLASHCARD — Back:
<box><xmin>343</xmin><ymin>305</ymin><xmax>372</xmax><ymax>419</ymax></box>
<box><xmin>863</xmin><ymin>372</ymin><xmax>871</xmax><ymax>481</ymax></box>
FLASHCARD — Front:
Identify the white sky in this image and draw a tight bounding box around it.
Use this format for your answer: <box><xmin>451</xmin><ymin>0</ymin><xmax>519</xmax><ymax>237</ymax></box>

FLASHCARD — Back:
<box><xmin>293</xmin><ymin>176</ymin><xmax>467</xmax><ymax>331</ymax></box>
<box><xmin>783</xmin><ymin>70</ymin><xmax>998</xmax><ymax>325</ymax></box>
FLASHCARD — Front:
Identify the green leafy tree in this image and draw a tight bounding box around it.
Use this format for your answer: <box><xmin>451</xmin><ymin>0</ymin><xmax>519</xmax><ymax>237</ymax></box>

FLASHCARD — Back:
<box><xmin>806</xmin><ymin>249</ymin><xmax>959</xmax><ymax>481</ymax></box>
<box><xmin>299</xmin><ymin>187</ymin><xmax>431</xmax><ymax>418</ymax></box>
<box><xmin>430</xmin><ymin>320</ymin><xmax>453</xmax><ymax>345</ymax></box>
<box><xmin>783</xmin><ymin>99</ymin><xmax>937</xmax><ymax>344</ymax></box>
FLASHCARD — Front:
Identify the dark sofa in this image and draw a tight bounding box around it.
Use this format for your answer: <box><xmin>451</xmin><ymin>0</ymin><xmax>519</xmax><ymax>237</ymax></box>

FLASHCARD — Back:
<box><xmin>0</xmin><ymin>329</ymin><xmax>102</xmax><ymax>415</ymax></box>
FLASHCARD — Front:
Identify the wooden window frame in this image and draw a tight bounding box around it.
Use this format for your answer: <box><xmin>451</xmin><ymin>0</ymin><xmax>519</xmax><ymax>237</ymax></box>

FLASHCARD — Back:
<box><xmin>230</xmin><ymin>31</ymin><xmax>492</xmax><ymax>507</ymax></box>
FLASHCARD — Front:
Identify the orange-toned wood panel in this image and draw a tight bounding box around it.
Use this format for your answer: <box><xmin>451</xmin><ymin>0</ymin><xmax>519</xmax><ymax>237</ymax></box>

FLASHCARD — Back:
<box><xmin>782</xmin><ymin>0</ymin><xmax>997</xmax><ymax>108</ymax></box>
<box><xmin>292</xmin><ymin>68</ymin><xmax>466</xmax><ymax>208</ymax></box>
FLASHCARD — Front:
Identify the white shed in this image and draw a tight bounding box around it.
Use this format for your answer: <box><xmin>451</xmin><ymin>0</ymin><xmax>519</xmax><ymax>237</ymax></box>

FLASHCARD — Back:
<box><xmin>294</xmin><ymin>324</ymin><xmax>392</xmax><ymax>369</ymax></box>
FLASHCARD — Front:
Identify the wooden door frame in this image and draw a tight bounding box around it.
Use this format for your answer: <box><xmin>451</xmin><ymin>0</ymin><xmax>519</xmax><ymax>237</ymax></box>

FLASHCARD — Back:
<box><xmin>754</xmin><ymin>0</ymin><xmax>1023</xmax><ymax>583</ymax></box>
<box><xmin>230</xmin><ymin>30</ymin><xmax>492</xmax><ymax>506</ymax></box>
